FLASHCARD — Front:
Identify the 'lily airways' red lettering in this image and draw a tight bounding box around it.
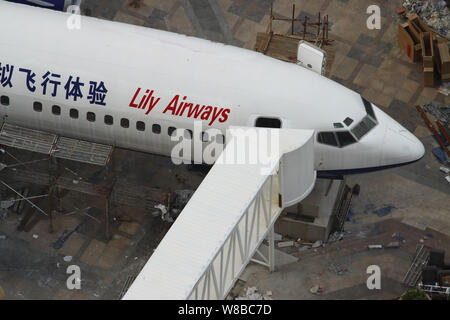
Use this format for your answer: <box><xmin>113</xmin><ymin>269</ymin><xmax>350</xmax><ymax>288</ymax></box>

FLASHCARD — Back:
<box><xmin>129</xmin><ymin>88</ymin><xmax>161</xmax><ymax>115</ymax></box>
<box><xmin>163</xmin><ymin>95</ymin><xmax>230</xmax><ymax>126</ymax></box>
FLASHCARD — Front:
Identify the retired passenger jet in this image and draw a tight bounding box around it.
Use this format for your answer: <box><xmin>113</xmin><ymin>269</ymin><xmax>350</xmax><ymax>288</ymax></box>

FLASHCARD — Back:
<box><xmin>0</xmin><ymin>1</ymin><xmax>424</xmax><ymax>177</ymax></box>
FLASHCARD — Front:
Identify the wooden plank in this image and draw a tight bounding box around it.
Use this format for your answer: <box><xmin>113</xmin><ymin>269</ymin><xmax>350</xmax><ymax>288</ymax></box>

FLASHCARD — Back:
<box><xmin>436</xmin><ymin>120</ymin><xmax>450</xmax><ymax>146</ymax></box>
<box><xmin>416</xmin><ymin>105</ymin><xmax>450</xmax><ymax>158</ymax></box>
<box><xmin>436</xmin><ymin>40</ymin><xmax>450</xmax><ymax>80</ymax></box>
<box><xmin>398</xmin><ymin>22</ymin><xmax>421</xmax><ymax>62</ymax></box>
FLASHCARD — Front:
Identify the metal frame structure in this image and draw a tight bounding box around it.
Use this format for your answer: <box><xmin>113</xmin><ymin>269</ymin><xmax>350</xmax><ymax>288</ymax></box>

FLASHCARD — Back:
<box><xmin>123</xmin><ymin>128</ymin><xmax>315</xmax><ymax>300</ymax></box>
<box><xmin>188</xmin><ymin>172</ymin><xmax>281</xmax><ymax>300</ymax></box>
<box><xmin>0</xmin><ymin>122</ymin><xmax>168</xmax><ymax>240</ymax></box>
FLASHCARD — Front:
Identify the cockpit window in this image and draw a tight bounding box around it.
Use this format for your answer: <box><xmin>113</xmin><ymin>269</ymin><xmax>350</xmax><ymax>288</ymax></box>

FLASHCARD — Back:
<box><xmin>362</xmin><ymin>97</ymin><xmax>376</xmax><ymax>120</ymax></box>
<box><xmin>336</xmin><ymin>131</ymin><xmax>356</xmax><ymax>147</ymax></box>
<box><xmin>318</xmin><ymin>132</ymin><xmax>338</xmax><ymax>147</ymax></box>
<box><xmin>318</xmin><ymin>97</ymin><xmax>377</xmax><ymax>148</ymax></box>
<box><xmin>343</xmin><ymin>117</ymin><xmax>353</xmax><ymax>126</ymax></box>
<box><xmin>351</xmin><ymin>115</ymin><xmax>376</xmax><ymax>139</ymax></box>
<box><xmin>317</xmin><ymin>131</ymin><xmax>356</xmax><ymax>148</ymax></box>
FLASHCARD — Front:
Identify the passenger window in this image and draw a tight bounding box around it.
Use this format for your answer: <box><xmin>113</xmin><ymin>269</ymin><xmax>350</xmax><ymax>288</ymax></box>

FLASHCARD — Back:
<box><xmin>87</xmin><ymin>112</ymin><xmax>96</xmax><ymax>122</ymax></box>
<box><xmin>121</xmin><ymin>118</ymin><xmax>129</xmax><ymax>128</ymax></box>
<box><xmin>104</xmin><ymin>115</ymin><xmax>113</xmax><ymax>125</ymax></box>
<box><xmin>70</xmin><ymin>108</ymin><xmax>78</xmax><ymax>119</ymax></box>
<box><xmin>255</xmin><ymin>117</ymin><xmax>281</xmax><ymax>128</ymax></box>
<box><xmin>152</xmin><ymin>124</ymin><xmax>161</xmax><ymax>134</ymax></box>
<box><xmin>52</xmin><ymin>105</ymin><xmax>61</xmax><ymax>115</ymax></box>
<box><xmin>336</xmin><ymin>131</ymin><xmax>356</xmax><ymax>147</ymax></box>
<box><xmin>168</xmin><ymin>127</ymin><xmax>176</xmax><ymax>136</ymax></box>
<box><xmin>136</xmin><ymin>121</ymin><xmax>145</xmax><ymax>131</ymax></box>
<box><xmin>201</xmin><ymin>132</ymin><xmax>209</xmax><ymax>142</ymax></box>
<box><xmin>343</xmin><ymin>117</ymin><xmax>353</xmax><ymax>126</ymax></box>
<box><xmin>318</xmin><ymin>132</ymin><xmax>338</xmax><ymax>147</ymax></box>
<box><xmin>217</xmin><ymin>134</ymin><xmax>225</xmax><ymax>144</ymax></box>
<box><xmin>33</xmin><ymin>102</ymin><xmax>43</xmax><ymax>112</ymax></box>
<box><xmin>1</xmin><ymin>96</ymin><xmax>9</xmax><ymax>106</ymax></box>
<box><xmin>184</xmin><ymin>129</ymin><xmax>192</xmax><ymax>139</ymax></box>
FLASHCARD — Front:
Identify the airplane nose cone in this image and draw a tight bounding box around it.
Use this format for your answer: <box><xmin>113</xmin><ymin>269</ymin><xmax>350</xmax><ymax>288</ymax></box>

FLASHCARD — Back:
<box><xmin>382</xmin><ymin>127</ymin><xmax>425</xmax><ymax>164</ymax></box>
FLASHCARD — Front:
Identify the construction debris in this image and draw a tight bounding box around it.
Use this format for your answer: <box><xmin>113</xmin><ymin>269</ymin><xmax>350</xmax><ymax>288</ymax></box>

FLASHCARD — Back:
<box><xmin>398</xmin><ymin>9</ymin><xmax>450</xmax><ymax>87</ymax></box>
<box><xmin>154</xmin><ymin>204</ymin><xmax>173</xmax><ymax>223</ymax></box>
<box><xmin>440</xmin><ymin>166</ymin><xmax>450</xmax><ymax>174</ymax></box>
<box><xmin>310</xmin><ymin>284</ymin><xmax>324</xmax><ymax>295</ymax></box>
<box><xmin>403</xmin><ymin>0</ymin><xmax>450</xmax><ymax>38</ymax></box>
<box><xmin>386</xmin><ymin>241</ymin><xmax>401</xmax><ymax>249</ymax></box>
<box><xmin>254</xmin><ymin>3</ymin><xmax>335</xmax><ymax>77</ymax></box>
<box><xmin>327</xmin><ymin>231</ymin><xmax>346</xmax><ymax>243</ymax></box>
<box><xmin>0</xmin><ymin>209</ymin><xmax>7</xmax><ymax>220</ymax></box>
<box><xmin>438</xmin><ymin>83</ymin><xmax>450</xmax><ymax>96</ymax></box>
<box><xmin>277</xmin><ymin>241</ymin><xmax>294</xmax><ymax>248</ymax></box>
<box><xmin>328</xmin><ymin>263</ymin><xmax>348</xmax><ymax>275</ymax></box>
<box><xmin>172</xmin><ymin>189</ymin><xmax>194</xmax><ymax>211</ymax></box>
<box><xmin>422</xmin><ymin>101</ymin><xmax>450</xmax><ymax>126</ymax></box>
<box><xmin>273</xmin><ymin>233</ymin><xmax>282</xmax><ymax>241</ymax></box>
<box><xmin>235</xmin><ymin>287</ymin><xmax>273</xmax><ymax>300</ymax></box>
<box><xmin>312</xmin><ymin>240</ymin><xmax>323</xmax><ymax>248</ymax></box>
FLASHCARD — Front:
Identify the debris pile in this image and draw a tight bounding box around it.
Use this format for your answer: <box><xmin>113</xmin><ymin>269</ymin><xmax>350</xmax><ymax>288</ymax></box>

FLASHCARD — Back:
<box><xmin>422</xmin><ymin>101</ymin><xmax>450</xmax><ymax>127</ymax></box>
<box><xmin>403</xmin><ymin>0</ymin><xmax>450</xmax><ymax>37</ymax></box>
<box><xmin>417</xmin><ymin>103</ymin><xmax>450</xmax><ymax>169</ymax></box>
<box><xmin>235</xmin><ymin>287</ymin><xmax>273</xmax><ymax>300</ymax></box>
<box><xmin>328</xmin><ymin>263</ymin><xmax>348</xmax><ymax>275</ymax></box>
<box><xmin>327</xmin><ymin>231</ymin><xmax>347</xmax><ymax>243</ymax></box>
<box><xmin>0</xmin><ymin>209</ymin><xmax>7</xmax><ymax>221</ymax></box>
<box><xmin>310</xmin><ymin>284</ymin><xmax>324</xmax><ymax>295</ymax></box>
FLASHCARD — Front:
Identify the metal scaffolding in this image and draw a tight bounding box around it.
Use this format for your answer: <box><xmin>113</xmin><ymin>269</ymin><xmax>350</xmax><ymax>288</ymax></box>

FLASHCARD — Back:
<box><xmin>0</xmin><ymin>122</ymin><xmax>168</xmax><ymax>240</ymax></box>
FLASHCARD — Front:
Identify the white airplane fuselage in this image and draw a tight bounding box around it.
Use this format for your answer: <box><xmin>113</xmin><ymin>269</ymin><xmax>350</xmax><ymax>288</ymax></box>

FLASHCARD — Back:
<box><xmin>0</xmin><ymin>2</ymin><xmax>424</xmax><ymax>176</ymax></box>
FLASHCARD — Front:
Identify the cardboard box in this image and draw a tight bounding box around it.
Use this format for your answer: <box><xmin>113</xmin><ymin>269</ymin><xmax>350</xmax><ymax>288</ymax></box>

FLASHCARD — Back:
<box><xmin>398</xmin><ymin>22</ymin><xmax>422</xmax><ymax>62</ymax></box>
<box><xmin>408</xmin><ymin>13</ymin><xmax>431</xmax><ymax>34</ymax></box>
<box><xmin>435</xmin><ymin>40</ymin><xmax>450</xmax><ymax>82</ymax></box>
<box><xmin>421</xmin><ymin>32</ymin><xmax>434</xmax><ymax>69</ymax></box>
<box><xmin>424</xmin><ymin>67</ymin><xmax>434</xmax><ymax>87</ymax></box>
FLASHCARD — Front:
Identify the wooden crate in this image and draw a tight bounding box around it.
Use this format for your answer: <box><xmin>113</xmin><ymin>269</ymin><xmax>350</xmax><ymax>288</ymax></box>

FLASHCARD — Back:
<box><xmin>424</xmin><ymin>67</ymin><xmax>434</xmax><ymax>87</ymax></box>
<box><xmin>407</xmin><ymin>13</ymin><xmax>431</xmax><ymax>34</ymax></box>
<box><xmin>398</xmin><ymin>22</ymin><xmax>421</xmax><ymax>62</ymax></box>
<box><xmin>420</xmin><ymin>32</ymin><xmax>434</xmax><ymax>69</ymax></box>
<box><xmin>435</xmin><ymin>39</ymin><xmax>450</xmax><ymax>82</ymax></box>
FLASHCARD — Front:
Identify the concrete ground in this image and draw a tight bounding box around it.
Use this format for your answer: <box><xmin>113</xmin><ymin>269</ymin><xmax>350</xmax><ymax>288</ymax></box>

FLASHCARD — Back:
<box><xmin>0</xmin><ymin>148</ymin><xmax>205</xmax><ymax>299</ymax></box>
<box><xmin>0</xmin><ymin>0</ymin><xmax>449</xmax><ymax>300</ymax></box>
